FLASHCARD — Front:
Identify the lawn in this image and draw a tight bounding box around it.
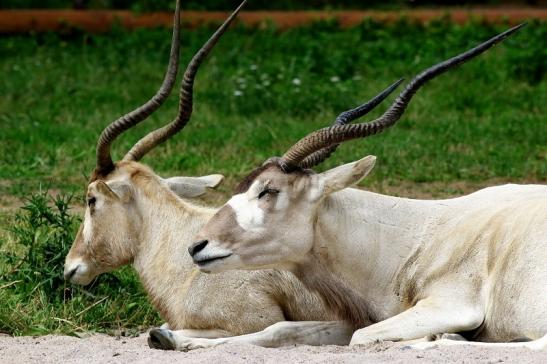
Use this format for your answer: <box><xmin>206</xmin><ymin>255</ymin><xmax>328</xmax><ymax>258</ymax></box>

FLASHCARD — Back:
<box><xmin>0</xmin><ymin>19</ymin><xmax>545</xmax><ymax>335</ymax></box>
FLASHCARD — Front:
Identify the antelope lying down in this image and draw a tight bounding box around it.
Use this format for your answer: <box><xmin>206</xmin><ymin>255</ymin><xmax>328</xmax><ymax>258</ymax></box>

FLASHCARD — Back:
<box><xmin>153</xmin><ymin>24</ymin><xmax>547</xmax><ymax>350</ymax></box>
<box><xmin>64</xmin><ymin>0</ymin><xmax>344</xmax><ymax>347</ymax></box>
<box><xmin>64</xmin><ymin>0</ymin><xmax>415</xmax><ymax>349</ymax></box>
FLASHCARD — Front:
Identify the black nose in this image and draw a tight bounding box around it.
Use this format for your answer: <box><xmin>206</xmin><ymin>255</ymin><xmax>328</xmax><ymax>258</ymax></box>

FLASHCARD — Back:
<box><xmin>64</xmin><ymin>265</ymin><xmax>79</xmax><ymax>280</ymax></box>
<box><xmin>188</xmin><ymin>240</ymin><xmax>208</xmax><ymax>257</ymax></box>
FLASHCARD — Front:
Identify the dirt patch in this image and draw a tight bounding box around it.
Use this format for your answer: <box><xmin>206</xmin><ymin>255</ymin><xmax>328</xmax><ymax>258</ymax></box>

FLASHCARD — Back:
<box><xmin>364</xmin><ymin>179</ymin><xmax>541</xmax><ymax>199</ymax></box>
<box><xmin>0</xmin><ymin>8</ymin><xmax>545</xmax><ymax>34</ymax></box>
<box><xmin>0</xmin><ymin>334</ymin><xmax>546</xmax><ymax>364</ymax></box>
<box><xmin>0</xmin><ymin>195</ymin><xmax>21</xmax><ymax>212</ymax></box>
<box><xmin>0</xmin><ymin>180</ymin><xmax>20</xmax><ymax>211</ymax></box>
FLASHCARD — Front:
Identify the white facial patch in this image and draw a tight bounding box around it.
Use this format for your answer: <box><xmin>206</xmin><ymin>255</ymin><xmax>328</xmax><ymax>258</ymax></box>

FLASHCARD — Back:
<box><xmin>228</xmin><ymin>191</ymin><xmax>265</xmax><ymax>231</ymax></box>
<box><xmin>82</xmin><ymin>208</ymin><xmax>93</xmax><ymax>244</ymax></box>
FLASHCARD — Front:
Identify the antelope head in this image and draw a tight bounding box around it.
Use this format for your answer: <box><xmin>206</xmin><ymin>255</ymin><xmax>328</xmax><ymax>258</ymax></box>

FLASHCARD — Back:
<box><xmin>191</xmin><ymin>24</ymin><xmax>524</xmax><ymax>274</ymax></box>
<box><xmin>64</xmin><ymin>0</ymin><xmax>246</xmax><ymax>285</ymax></box>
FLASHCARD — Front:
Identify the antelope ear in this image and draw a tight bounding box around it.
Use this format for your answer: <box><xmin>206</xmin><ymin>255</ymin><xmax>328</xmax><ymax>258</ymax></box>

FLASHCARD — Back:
<box><xmin>164</xmin><ymin>174</ymin><xmax>225</xmax><ymax>198</ymax></box>
<box><xmin>312</xmin><ymin>155</ymin><xmax>376</xmax><ymax>198</ymax></box>
<box><xmin>96</xmin><ymin>180</ymin><xmax>132</xmax><ymax>203</ymax></box>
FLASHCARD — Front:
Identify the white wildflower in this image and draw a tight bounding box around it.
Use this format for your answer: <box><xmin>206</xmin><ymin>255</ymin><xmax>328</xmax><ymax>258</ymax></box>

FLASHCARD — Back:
<box><xmin>250</xmin><ymin>64</ymin><xmax>258</xmax><ymax>71</ymax></box>
<box><xmin>234</xmin><ymin>90</ymin><xmax>243</xmax><ymax>96</ymax></box>
<box><xmin>330</xmin><ymin>76</ymin><xmax>340</xmax><ymax>83</ymax></box>
<box><xmin>292</xmin><ymin>78</ymin><xmax>301</xmax><ymax>86</ymax></box>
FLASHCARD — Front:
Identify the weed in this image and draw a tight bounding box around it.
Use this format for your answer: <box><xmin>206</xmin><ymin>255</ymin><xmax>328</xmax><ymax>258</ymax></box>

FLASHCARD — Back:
<box><xmin>0</xmin><ymin>192</ymin><xmax>159</xmax><ymax>335</ymax></box>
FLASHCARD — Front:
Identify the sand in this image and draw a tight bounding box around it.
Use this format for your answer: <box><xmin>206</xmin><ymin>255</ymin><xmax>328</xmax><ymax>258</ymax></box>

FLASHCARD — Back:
<box><xmin>1</xmin><ymin>333</ymin><xmax>546</xmax><ymax>364</ymax></box>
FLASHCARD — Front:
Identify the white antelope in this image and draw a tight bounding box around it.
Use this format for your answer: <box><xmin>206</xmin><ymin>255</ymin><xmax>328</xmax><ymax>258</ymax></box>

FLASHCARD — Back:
<box><xmin>64</xmin><ymin>0</ymin><xmax>412</xmax><ymax>350</ymax></box>
<box><xmin>159</xmin><ymin>24</ymin><xmax>547</xmax><ymax>351</ymax></box>
<box><xmin>63</xmin><ymin>0</ymin><xmax>336</xmax><ymax>346</ymax></box>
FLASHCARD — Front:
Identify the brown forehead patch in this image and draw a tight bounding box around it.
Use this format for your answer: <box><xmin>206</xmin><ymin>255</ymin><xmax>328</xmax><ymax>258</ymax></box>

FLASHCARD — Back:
<box><xmin>234</xmin><ymin>161</ymin><xmax>313</xmax><ymax>194</ymax></box>
<box><xmin>202</xmin><ymin>204</ymin><xmax>247</xmax><ymax>244</ymax></box>
<box><xmin>234</xmin><ymin>162</ymin><xmax>279</xmax><ymax>194</ymax></box>
<box><xmin>87</xmin><ymin>161</ymin><xmax>154</xmax><ymax>190</ymax></box>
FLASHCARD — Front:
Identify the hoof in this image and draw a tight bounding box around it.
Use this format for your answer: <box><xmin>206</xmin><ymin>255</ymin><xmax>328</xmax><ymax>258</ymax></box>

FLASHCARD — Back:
<box><xmin>148</xmin><ymin>328</ymin><xmax>176</xmax><ymax>350</ymax></box>
<box><xmin>510</xmin><ymin>337</ymin><xmax>532</xmax><ymax>342</ymax></box>
<box><xmin>438</xmin><ymin>333</ymin><xmax>467</xmax><ymax>341</ymax></box>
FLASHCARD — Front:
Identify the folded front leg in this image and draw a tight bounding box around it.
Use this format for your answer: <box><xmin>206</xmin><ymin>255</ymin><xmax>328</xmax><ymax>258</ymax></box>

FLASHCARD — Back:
<box><xmin>149</xmin><ymin>321</ymin><xmax>353</xmax><ymax>351</ymax></box>
<box><xmin>350</xmin><ymin>297</ymin><xmax>484</xmax><ymax>346</ymax></box>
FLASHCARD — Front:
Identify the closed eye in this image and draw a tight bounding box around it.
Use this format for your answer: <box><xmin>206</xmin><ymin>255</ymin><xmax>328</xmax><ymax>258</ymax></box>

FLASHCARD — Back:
<box><xmin>258</xmin><ymin>188</ymin><xmax>279</xmax><ymax>200</ymax></box>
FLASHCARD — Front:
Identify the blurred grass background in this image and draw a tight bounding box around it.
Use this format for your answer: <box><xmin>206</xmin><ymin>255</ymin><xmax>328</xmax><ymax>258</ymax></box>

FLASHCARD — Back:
<box><xmin>0</xmin><ymin>19</ymin><xmax>545</xmax><ymax>335</ymax></box>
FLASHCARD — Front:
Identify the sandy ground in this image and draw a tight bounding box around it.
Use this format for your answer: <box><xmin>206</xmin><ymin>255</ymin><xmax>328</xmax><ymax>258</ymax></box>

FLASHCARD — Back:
<box><xmin>1</xmin><ymin>334</ymin><xmax>546</xmax><ymax>364</ymax></box>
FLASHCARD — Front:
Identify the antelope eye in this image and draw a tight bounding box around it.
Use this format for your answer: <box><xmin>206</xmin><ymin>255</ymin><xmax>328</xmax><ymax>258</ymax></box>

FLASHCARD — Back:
<box><xmin>258</xmin><ymin>188</ymin><xmax>279</xmax><ymax>200</ymax></box>
<box><xmin>87</xmin><ymin>197</ymin><xmax>96</xmax><ymax>207</ymax></box>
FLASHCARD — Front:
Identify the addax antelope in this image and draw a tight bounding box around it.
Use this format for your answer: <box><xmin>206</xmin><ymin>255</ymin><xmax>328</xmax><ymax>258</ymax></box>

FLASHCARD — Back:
<box><xmin>64</xmin><ymin>0</ymin><xmax>408</xmax><ymax>350</ymax></box>
<box><xmin>171</xmin><ymin>24</ymin><xmax>546</xmax><ymax>351</ymax></box>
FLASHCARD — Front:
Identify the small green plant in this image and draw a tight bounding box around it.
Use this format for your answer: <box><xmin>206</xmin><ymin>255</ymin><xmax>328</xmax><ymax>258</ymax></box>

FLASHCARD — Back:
<box><xmin>1</xmin><ymin>193</ymin><xmax>77</xmax><ymax>298</ymax></box>
<box><xmin>0</xmin><ymin>192</ymin><xmax>159</xmax><ymax>336</ymax></box>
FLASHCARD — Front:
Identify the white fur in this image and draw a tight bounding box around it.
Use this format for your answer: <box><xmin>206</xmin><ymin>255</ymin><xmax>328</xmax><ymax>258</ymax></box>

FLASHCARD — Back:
<box><xmin>228</xmin><ymin>191</ymin><xmax>265</xmax><ymax>231</ymax></box>
<box><xmin>275</xmin><ymin>191</ymin><xmax>289</xmax><ymax>211</ymax></box>
<box><xmin>317</xmin><ymin>156</ymin><xmax>376</xmax><ymax>195</ymax></box>
<box><xmin>197</xmin><ymin>157</ymin><xmax>547</xmax><ymax>349</ymax></box>
<box><xmin>163</xmin><ymin>174</ymin><xmax>224</xmax><ymax>198</ymax></box>
<box><xmin>82</xmin><ymin>209</ymin><xmax>92</xmax><ymax>244</ymax></box>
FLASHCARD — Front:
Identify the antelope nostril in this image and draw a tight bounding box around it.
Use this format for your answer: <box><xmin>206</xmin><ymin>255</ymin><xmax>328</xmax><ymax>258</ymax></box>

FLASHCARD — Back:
<box><xmin>64</xmin><ymin>265</ymin><xmax>80</xmax><ymax>280</ymax></box>
<box><xmin>188</xmin><ymin>240</ymin><xmax>208</xmax><ymax>257</ymax></box>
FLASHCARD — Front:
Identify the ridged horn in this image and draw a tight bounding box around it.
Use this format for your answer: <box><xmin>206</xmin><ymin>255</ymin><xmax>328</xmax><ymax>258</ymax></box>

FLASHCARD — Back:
<box><xmin>123</xmin><ymin>1</ymin><xmax>247</xmax><ymax>162</ymax></box>
<box><xmin>94</xmin><ymin>0</ymin><xmax>182</xmax><ymax>176</ymax></box>
<box><xmin>299</xmin><ymin>78</ymin><xmax>404</xmax><ymax>169</ymax></box>
<box><xmin>282</xmin><ymin>24</ymin><xmax>525</xmax><ymax>168</ymax></box>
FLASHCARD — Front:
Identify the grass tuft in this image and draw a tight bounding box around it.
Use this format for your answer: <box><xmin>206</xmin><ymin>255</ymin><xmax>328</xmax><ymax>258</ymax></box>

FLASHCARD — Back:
<box><xmin>0</xmin><ymin>192</ymin><xmax>159</xmax><ymax>335</ymax></box>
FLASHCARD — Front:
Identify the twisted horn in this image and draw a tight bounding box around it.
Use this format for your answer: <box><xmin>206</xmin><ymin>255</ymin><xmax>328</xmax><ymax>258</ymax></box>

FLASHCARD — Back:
<box><xmin>123</xmin><ymin>1</ymin><xmax>247</xmax><ymax>162</ymax></box>
<box><xmin>299</xmin><ymin>78</ymin><xmax>404</xmax><ymax>169</ymax></box>
<box><xmin>95</xmin><ymin>0</ymin><xmax>182</xmax><ymax>176</ymax></box>
<box><xmin>282</xmin><ymin>23</ymin><xmax>525</xmax><ymax>168</ymax></box>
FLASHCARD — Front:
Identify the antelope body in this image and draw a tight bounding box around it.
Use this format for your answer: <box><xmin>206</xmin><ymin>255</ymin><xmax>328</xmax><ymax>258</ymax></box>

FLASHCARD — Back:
<box><xmin>66</xmin><ymin>160</ymin><xmax>337</xmax><ymax>337</ymax></box>
<box><xmin>64</xmin><ymin>0</ymin><xmax>354</xmax><ymax>350</ymax></box>
<box><xmin>169</xmin><ymin>24</ymin><xmax>547</xmax><ymax>350</ymax></box>
<box><xmin>195</xmin><ymin>162</ymin><xmax>547</xmax><ymax>348</ymax></box>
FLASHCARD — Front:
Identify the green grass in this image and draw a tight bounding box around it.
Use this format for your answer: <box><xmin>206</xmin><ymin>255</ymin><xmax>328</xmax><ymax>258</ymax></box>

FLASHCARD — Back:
<box><xmin>0</xmin><ymin>193</ymin><xmax>159</xmax><ymax>335</ymax></box>
<box><xmin>0</xmin><ymin>19</ymin><xmax>545</xmax><ymax>335</ymax></box>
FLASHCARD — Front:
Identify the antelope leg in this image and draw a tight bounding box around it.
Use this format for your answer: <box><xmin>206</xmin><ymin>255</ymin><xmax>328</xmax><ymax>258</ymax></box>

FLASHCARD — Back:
<box><xmin>350</xmin><ymin>297</ymin><xmax>484</xmax><ymax>346</ymax></box>
<box><xmin>148</xmin><ymin>321</ymin><xmax>353</xmax><ymax>351</ymax></box>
